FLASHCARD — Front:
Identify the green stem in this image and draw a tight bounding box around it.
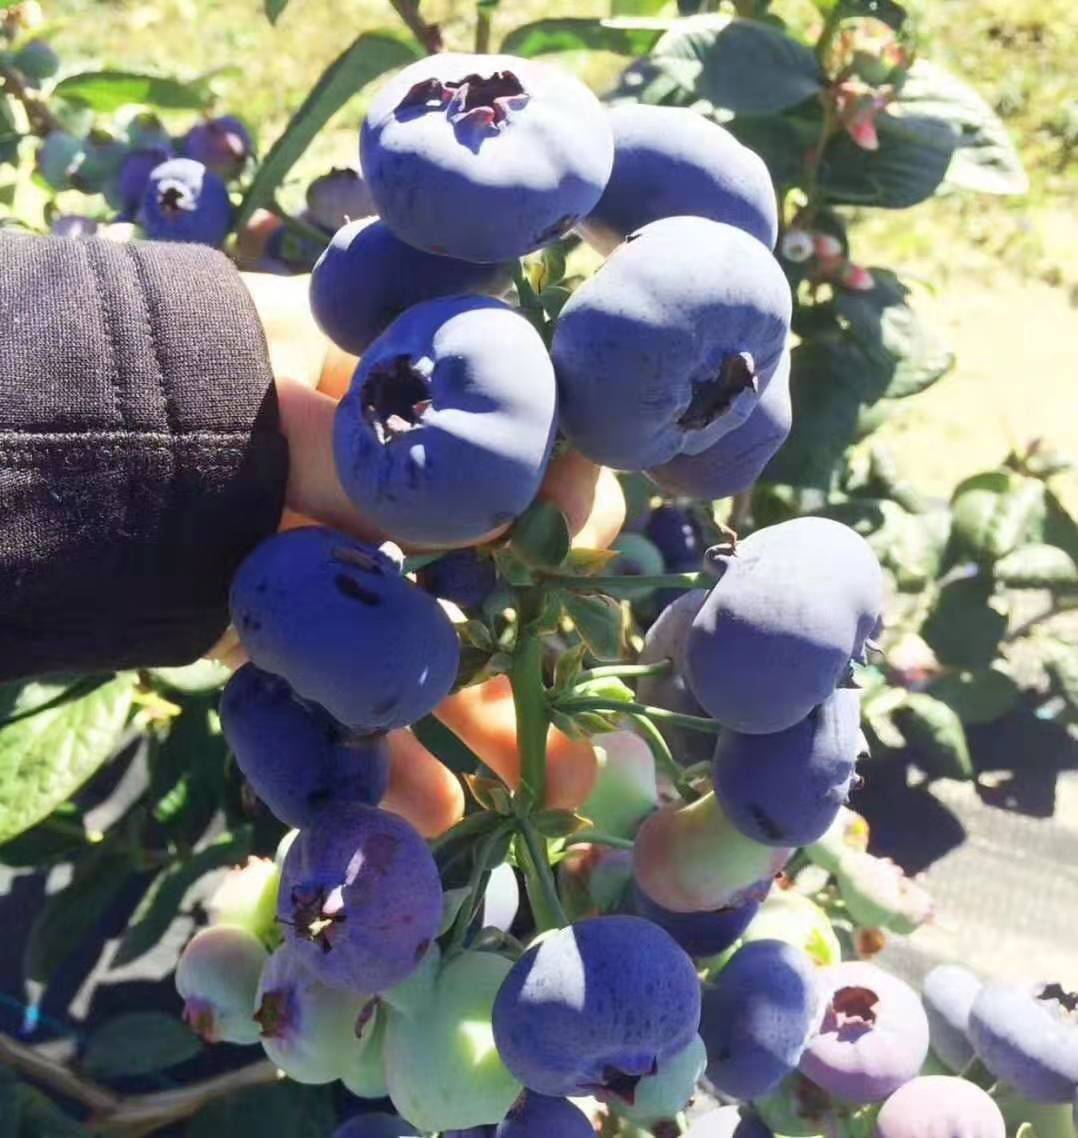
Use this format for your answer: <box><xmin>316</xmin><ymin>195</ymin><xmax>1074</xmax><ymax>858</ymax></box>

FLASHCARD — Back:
<box><xmin>510</xmin><ymin>629</ymin><xmax>548</xmax><ymax>811</ymax></box>
<box><xmin>511</xmin><ymin>260</ymin><xmax>546</xmax><ymax>336</ymax></box>
<box><xmin>516</xmin><ymin>822</ymin><xmax>567</xmax><ymax>931</ymax></box>
<box><xmin>577</xmin><ymin>660</ymin><xmax>672</xmax><ymax>684</ymax></box>
<box><xmin>474</xmin><ymin>0</ymin><xmax>493</xmax><ymax>53</ymax></box>
<box><xmin>555</xmin><ymin>696</ymin><xmax>723</xmax><ymax>735</ymax></box>
<box><xmin>563</xmin><ymin>830</ymin><xmax>634</xmax><ymax>851</ymax></box>
<box><xmin>445</xmin><ymin>822</ymin><xmax>511</xmax><ymax>955</ymax></box>
<box><xmin>627</xmin><ymin>712</ymin><xmax>700</xmax><ymax>802</ymax></box>
<box><xmin>267</xmin><ymin>201</ymin><xmax>334</xmax><ymax>248</ymax></box>
<box><xmin>551</xmin><ymin>572</ymin><xmax>704</xmax><ymax>594</ymax></box>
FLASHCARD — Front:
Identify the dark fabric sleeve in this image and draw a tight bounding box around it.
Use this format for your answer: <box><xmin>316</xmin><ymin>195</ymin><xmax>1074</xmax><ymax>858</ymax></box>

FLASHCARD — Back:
<box><xmin>0</xmin><ymin>232</ymin><xmax>288</xmax><ymax>681</ymax></box>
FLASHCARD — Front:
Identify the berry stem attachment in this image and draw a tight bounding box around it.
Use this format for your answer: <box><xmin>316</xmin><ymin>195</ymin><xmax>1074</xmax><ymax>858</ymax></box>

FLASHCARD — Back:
<box><xmin>554</xmin><ymin>696</ymin><xmax>723</xmax><ymax>735</ymax></box>
<box><xmin>626</xmin><ymin>711</ymin><xmax>700</xmax><ymax>803</ymax></box>
<box><xmin>516</xmin><ymin>820</ymin><xmax>567</xmax><ymax>931</ymax></box>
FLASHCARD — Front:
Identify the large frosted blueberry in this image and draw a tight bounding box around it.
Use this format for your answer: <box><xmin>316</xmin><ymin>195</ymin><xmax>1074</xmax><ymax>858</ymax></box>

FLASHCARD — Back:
<box><xmin>922</xmin><ymin>964</ymin><xmax>982</xmax><ymax>1072</ymax></box>
<box><xmin>713</xmin><ymin>687</ymin><xmax>865</xmax><ymax>847</ymax></box>
<box><xmin>700</xmin><ymin>940</ymin><xmax>822</xmax><ymax>1099</ymax></box>
<box><xmin>799</xmin><ymin>961</ymin><xmax>930</xmax><ymax>1103</ymax></box>
<box><xmin>491</xmin><ymin>916</ymin><xmax>701</xmax><ymax>1100</ymax></box>
<box><xmin>648</xmin><ymin>350</ymin><xmax>792</xmax><ymax>500</ymax></box>
<box><xmin>360</xmin><ymin>53</ymin><xmax>614</xmax><ymax>263</ymax></box>
<box><xmin>579</xmin><ymin>104</ymin><xmax>778</xmax><ymax>253</ymax></box>
<box><xmin>686</xmin><ymin>517</ymin><xmax>884</xmax><ymax>734</ymax></box>
<box><xmin>277</xmin><ymin>803</ymin><xmax>442</xmax><ymax>993</ymax></box>
<box><xmin>229</xmin><ymin>527</ymin><xmax>460</xmax><ymax>732</ymax></box>
<box><xmin>140</xmin><ymin>157</ymin><xmax>233</xmax><ymax>246</ymax></box>
<box><xmin>875</xmin><ymin>1076</ymin><xmax>1005</xmax><ymax>1138</ymax></box>
<box><xmin>552</xmin><ymin>216</ymin><xmax>791</xmax><ymax>471</ymax></box>
<box><xmin>220</xmin><ymin>664</ymin><xmax>390</xmax><ymax>828</ymax></box>
<box><xmin>310</xmin><ymin>219</ymin><xmax>511</xmax><ymax>355</ymax></box>
<box><xmin>968</xmin><ymin>982</ymin><xmax>1078</xmax><ymax>1103</ymax></box>
<box><xmin>334</xmin><ymin>297</ymin><xmax>557</xmax><ymax>547</ymax></box>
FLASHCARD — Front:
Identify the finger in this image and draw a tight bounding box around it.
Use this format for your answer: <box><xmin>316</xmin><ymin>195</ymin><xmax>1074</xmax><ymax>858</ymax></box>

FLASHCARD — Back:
<box><xmin>275</xmin><ymin>376</ymin><xmax>387</xmax><ymax>544</ymax></box>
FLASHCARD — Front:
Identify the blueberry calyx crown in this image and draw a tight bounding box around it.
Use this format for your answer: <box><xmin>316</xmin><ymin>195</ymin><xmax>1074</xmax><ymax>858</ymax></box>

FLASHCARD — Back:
<box><xmin>288</xmin><ymin>883</ymin><xmax>345</xmax><ymax>954</ymax></box>
<box><xmin>677</xmin><ymin>352</ymin><xmax>758</xmax><ymax>432</ymax></box>
<box><xmin>157</xmin><ymin>180</ymin><xmax>196</xmax><ymax>215</ymax></box>
<box><xmin>182</xmin><ymin>998</ymin><xmax>219</xmax><ymax>1042</ymax></box>
<box><xmin>1038</xmin><ymin>981</ymin><xmax>1078</xmax><ymax>1017</ymax></box>
<box><xmin>253</xmin><ymin>988</ymin><xmax>294</xmax><ymax>1038</ymax></box>
<box><xmin>830</xmin><ymin>984</ymin><xmax>878</xmax><ymax>1027</ymax></box>
<box><xmin>361</xmin><ymin>354</ymin><xmax>433</xmax><ymax>444</ymax></box>
<box><xmin>396</xmin><ymin>70</ymin><xmax>530</xmax><ymax>133</ymax></box>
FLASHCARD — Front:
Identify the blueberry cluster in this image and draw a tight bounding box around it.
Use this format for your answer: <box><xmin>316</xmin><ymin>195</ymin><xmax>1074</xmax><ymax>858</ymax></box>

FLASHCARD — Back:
<box><xmin>167</xmin><ymin>52</ymin><xmax>1070</xmax><ymax>1138</ymax></box>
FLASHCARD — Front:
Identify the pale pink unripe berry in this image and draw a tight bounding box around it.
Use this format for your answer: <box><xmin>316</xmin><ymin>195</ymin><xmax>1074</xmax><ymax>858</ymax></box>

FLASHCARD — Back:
<box><xmin>175</xmin><ymin>925</ymin><xmax>267</xmax><ymax>1045</ymax></box>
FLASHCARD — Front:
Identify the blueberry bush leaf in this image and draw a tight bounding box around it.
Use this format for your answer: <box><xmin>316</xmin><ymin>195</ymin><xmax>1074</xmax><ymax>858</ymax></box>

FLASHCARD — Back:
<box><xmin>237</xmin><ymin>29</ymin><xmax>423</xmax><ymax>227</ymax></box>
<box><xmin>501</xmin><ymin>18</ymin><xmax>666</xmax><ymax>58</ymax></box>
<box><xmin>994</xmin><ymin>543</ymin><xmax>1078</xmax><ymax>590</ymax></box>
<box><xmin>52</xmin><ymin>71</ymin><xmax>210</xmax><ymax>113</ymax></box>
<box><xmin>0</xmin><ymin>672</ymin><xmax>136</xmax><ymax>844</ymax></box>
<box><xmin>893</xmin><ymin>692</ymin><xmax>973</xmax><ymax>779</ymax></box>
<box><xmin>510</xmin><ymin>500</ymin><xmax>571</xmax><ymax>569</ymax></box>
<box><xmin>264</xmin><ymin>0</ymin><xmax>290</xmax><ymax>24</ymax></box>
<box><xmin>951</xmin><ymin>472</ymin><xmax>1047</xmax><ymax>562</ymax></box>
<box><xmin>190</xmin><ymin>1082</ymin><xmax>337</xmax><ymax>1138</ymax></box>
<box><xmin>561</xmin><ymin>592</ymin><xmax>625</xmax><ymax>661</ymax></box>
<box><xmin>898</xmin><ymin>59</ymin><xmax>1029</xmax><ymax>196</ymax></box>
<box><xmin>84</xmin><ymin>1012</ymin><xmax>203</xmax><ymax>1078</ymax></box>
<box><xmin>925</xmin><ymin>668</ymin><xmax>1021</xmax><ymax>725</ymax></box>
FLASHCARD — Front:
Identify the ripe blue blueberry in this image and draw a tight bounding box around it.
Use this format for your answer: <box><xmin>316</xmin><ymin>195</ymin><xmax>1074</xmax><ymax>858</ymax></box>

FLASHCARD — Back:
<box><xmin>360</xmin><ymin>53</ymin><xmax>614</xmax><ymax>263</ymax></box>
<box><xmin>644</xmin><ymin>505</ymin><xmax>704</xmax><ymax>572</ymax></box>
<box><xmin>713</xmin><ymin>687</ymin><xmax>865</xmax><ymax>847</ymax></box>
<box><xmin>220</xmin><ymin>664</ymin><xmax>390</xmax><ymax>828</ymax></box>
<box><xmin>229</xmin><ymin>527</ymin><xmax>460</xmax><ymax>732</ymax></box>
<box><xmin>116</xmin><ymin>144</ymin><xmax>173</xmax><ymax>218</ymax></box>
<box><xmin>553</xmin><ymin>216</ymin><xmax>791</xmax><ymax>471</ymax></box>
<box><xmin>579</xmin><ymin>104</ymin><xmax>778</xmax><ymax>254</ymax></box>
<box><xmin>636</xmin><ymin>589</ymin><xmax>715</xmax><ymax>768</ymax></box>
<box><xmin>494</xmin><ymin>1092</ymin><xmax>593</xmax><ymax>1138</ymax></box>
<box><xmin>700</xmin><ymin>939</ymin><xmax>822</xmax><ymax>1099</ymax></box>
<box><xmin>968</xmin><ymin>982</ymin><xmax>1078</xmax><ymax>1104</ymax></box>
<box><xmin>799</xmin><ymin>961</ymin><xmax>930</xmax><ymax>1103</ymax></box>
<box><xmin>633</xmin><ymin>885</ymin><xmax>760</xmax><ymax>959</ymax></box>
<box><xmin>182</xmin><ymin>115</ymin><xmax>253</xmax><ymax>178</ymax></box>
<box><xmin>686</xmin><ymin>517</ymin><xmax>884</xmax><ymax>733</ymax></box>
<box><xmin>875</xmin><ymin>1076</ymin><xmax>1006</xmax><ymax>1138</ymax></box>
<box><xmin>310</xmin><ymin>219</ymin><xmax>510</xmax><ymax>355</ymax></box>
<box><xmin>140</xmin><ymin>157</ymin><xmax>233</xmax><ymax>247</ymax></box>
<box><xmin>491</xmin><ymin>915</ymin><xmax>701</xmax><ymax>1101</ymax></box>
<box><xmin>306</xmin><ymin>166</ymin><xmax>376</xmax><ymax>231</ymax></box>
<box><xmin>277</xmin><ymin>803</ymin><xmax>442</xmax><ymax>993</ymax></box>
<box><xmin>647</xmin><ymin>350</ymin><xmax>792</xmax><ymax>500</ymax></box>
<box><xmin>334</xmin><ymin>297</ymin><xmax>557</xmax><ymax>547</ymax></box>
<box><xmin>417</xmin><ymin>549</ymin><xmax>498</xmax><ymax>611</ymax></box>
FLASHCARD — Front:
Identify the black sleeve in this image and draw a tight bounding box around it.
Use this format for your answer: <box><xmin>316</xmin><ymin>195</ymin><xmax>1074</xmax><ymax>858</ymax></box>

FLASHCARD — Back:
<box><xmin>0</xmin><ymin>232</ymin><xmax>288</xmax><ymax>681</ymax></box>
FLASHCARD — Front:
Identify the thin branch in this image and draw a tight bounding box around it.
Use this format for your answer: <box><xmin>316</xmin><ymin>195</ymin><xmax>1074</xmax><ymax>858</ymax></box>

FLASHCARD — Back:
<box><xmin>0</xmin><ymin>1033</ymin><xmax>118</xmax><ymax>1116</ymax></box>
<box><xmin>387</xmin><ymin>0</ymin><xmax>443</xmax><ymax>53</ymax></box>
<box><xmin>0</xmin><ymin>63</ymin><xmax>61</xmax><ymax>137</ymax></box>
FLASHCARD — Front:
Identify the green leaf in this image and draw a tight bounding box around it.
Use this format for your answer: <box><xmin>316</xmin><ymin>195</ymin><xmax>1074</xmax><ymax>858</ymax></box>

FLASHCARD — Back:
<box><xmin>264</xmin><ymin>0</ymin><xmax>290</xmax><ymax>22</ymax></box>
<box><xmin>820</xmin><ymin>112</ymin><xmax>957</xmax><ymax>208</ymax></box>
<box><xmin>0</xmin><ymin>804</ymin><xmax>88</xmax><ymax>869</ymax></box>
<box><xmin>511</xmin><ymin>500</ymin><xmax>571</xmax><ymax>569</ymax></box>
<box><xmin>642</xmin><ymin>15</ymin><xmax>822</xmax><ymax>114</ymax></box>
<box><xmin>237</xmin><ymin>30</ymin><xmax>422</xmax><ymax>228</ymax></box>
<box><xmin>562</xmin><ymin>592</ymin><xmax>625</xmax><ymax>661</ymax></box>
<box><xmin>951</xmin><ymin>471</ymin><xmax>1047</xmax><ymax>562</ymax></box>
<box><xmin>24</xmin><ymin>847</ymin><xmax>135</xmax><ymax>984</ymax></box>
<box><xmin>836</xmin><ymin>269</ymin><xmax>955</xmax><ymax>400</ymax></box>
<box><xmin>762</xmin><ymin>342</ymin><xmax>865</xmax><ymax>489</ymax></box>
<box><xmin>921</xmin><ymin>576</ymin><xmax>1008</xmax><ymax>670</ymax></box>
<box><xmin>898</xmin><ymin>59</ymin><xmax>1028</xmax><ymax>196</ymax></box>
<box><xmin>893</xmin><ymin>693</ymin><xmax>973</xmax><ymax>779</ymax></box>
<box><xmin>612</xmin><ymin>0</ymin><xmax>671</xmax><ymax>14</ymax></box>
<box><xmin>926</xmin><ymin>667</ymin><xmax>1021</xmax><ymax>725</ymax></box>
<box><xmin>150</xmin><ymin>698</ymin><xmax>229</xmax><ymax>840</ymax></box>
<box><xmin>412</xmin><ymin>715</ymin><xmax>482</xmax><ymax>776</ymax></box>
<box><xmin>501</xmin><ymin>17</ymin><xmax>666</xmax><ymax>57</ymax></box>
<box><xmin>149</xmin><ymin>659</ymin><xmax>231</xmax><ymax>694</ymax></box>
<box><xmin>727</xmin><ymin>110</ymin><xmax>821</xmax><ymax>187</ymax></box>
<box><xmin>0</xmin><ymin>675</ymin><xmax>114</xmax><ymax>728</ymax></box>
<box><xmin>994</xmin><ymin>543</ymin><xmax>1078</xmax><ymax>590</ymax></box>
<box><xmin>11</xmin><ymin>1084</ymin><xmax>90</xmax><ymax>1138</ymax></box>
<box><xmin>53</xmin><ymin>71</ymin><xmax>210</xmax><ymax>112</ymax></box>
<box><xmin>190</xmin><ymin>1082</ymin><xmax>336</xmax><ymax>1138</ymax></box>
<box><xmin>84</xmin><ymin>1012</ymin><xmax>203</xmax><ymax>1077</ymax></box>
<box><xmin>0</xmin><ymin>673</ymin><xmax>136</xmax><ymax>844</ymax></box>
<box><xmin>113</xmin><ymin>830</ymin><xmax>253</xmax><ymax>968</ymax></box>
